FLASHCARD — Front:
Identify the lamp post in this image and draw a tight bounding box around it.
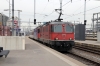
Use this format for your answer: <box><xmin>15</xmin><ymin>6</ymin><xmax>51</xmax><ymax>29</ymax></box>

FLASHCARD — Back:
<box><xmin>12</xmin><ymin>0</ymin><xmax>14</xmax><ymax>36</ymax></box>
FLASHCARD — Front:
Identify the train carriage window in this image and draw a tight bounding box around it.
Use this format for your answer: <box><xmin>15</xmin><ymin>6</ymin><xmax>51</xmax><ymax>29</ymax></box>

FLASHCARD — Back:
<box><xmin>65</xmin><ymin>24</ymin><xmax>74</xmax><ymax>32</ymax></box>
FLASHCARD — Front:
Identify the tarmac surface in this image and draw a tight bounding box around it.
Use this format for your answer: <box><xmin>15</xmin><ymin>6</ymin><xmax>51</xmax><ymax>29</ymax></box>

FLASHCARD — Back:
<box><xmin>0</xmin><ymin>37</ymin><xmax>87</xmax><ymax>66</ymax></box>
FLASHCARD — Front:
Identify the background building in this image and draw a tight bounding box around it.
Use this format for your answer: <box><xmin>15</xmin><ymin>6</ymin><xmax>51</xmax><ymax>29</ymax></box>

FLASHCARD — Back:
<box><xmin>0</xmin><ymin>13</ymin><xmax>9</xmax><ymax>26</ymax></box>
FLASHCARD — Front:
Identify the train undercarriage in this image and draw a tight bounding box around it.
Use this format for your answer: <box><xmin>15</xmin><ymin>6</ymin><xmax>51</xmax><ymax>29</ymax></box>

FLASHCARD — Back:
<box><xmin>49</xmin><ymin>41</ymin><xmax>75</xmax><ymax>51</ymax></box>
<box><xmin>39</xmin><ymin>38</ymin><xmax>74</xmax><ymax>52</ymax></box>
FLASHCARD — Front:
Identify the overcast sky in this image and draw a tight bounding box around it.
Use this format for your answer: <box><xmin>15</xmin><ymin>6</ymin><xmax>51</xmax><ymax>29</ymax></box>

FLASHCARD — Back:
<box><xmin>0</xmin><ymin>0</ymin><xmax>100</xmax><ymax>29</ymax></box>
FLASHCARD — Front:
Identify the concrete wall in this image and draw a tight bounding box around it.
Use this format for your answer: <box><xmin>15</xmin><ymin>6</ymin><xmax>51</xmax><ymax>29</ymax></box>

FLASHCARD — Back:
<box><xmin>97</xmin><ymin>32</ymin><xmax>100</xmax><ymax>42</ymax></box>
<box><xmin>0</xmin><ymin>36</ymin><xmax>25</xmax><ymax>50</ymax></box>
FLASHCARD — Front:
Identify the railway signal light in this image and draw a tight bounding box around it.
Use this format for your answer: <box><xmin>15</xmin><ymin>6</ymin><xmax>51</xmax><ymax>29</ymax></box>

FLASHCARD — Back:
<box><xmin>84</xmin><ymin>20</ymin><xmax>87</xmax><ymax>25</ymax></box>
<box><xmin>34</xmin><ymin>19</ymin><xmax>36</xmax><ymax>24</ymax></box>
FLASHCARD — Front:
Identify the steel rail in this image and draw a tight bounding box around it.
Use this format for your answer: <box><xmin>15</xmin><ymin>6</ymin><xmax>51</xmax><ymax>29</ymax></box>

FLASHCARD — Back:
<box><xmin>69</xmin><ymin>48</ymin><xmax>100</xmax><ymax>64</ymax></box>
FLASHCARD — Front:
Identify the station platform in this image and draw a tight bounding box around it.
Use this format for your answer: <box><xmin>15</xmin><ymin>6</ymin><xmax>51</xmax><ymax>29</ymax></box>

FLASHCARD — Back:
<box><xmin>75</xmin><ymin>40</ymin><xmax>100</xmax><ymax>48</ymax></box>
<box><xmin>85</xmin><ymin>37</ymin><xmax>97</xmax><ymax>41</ymax></box>
<box><xmin>0</xmin><ymin>37</ymin><xmax>86</xmax><ymax>66</ymax></box>
<box><xmin>75</xmin><ymin>40</ymin><xmax>100</xmax><ymax>45</ymax></box>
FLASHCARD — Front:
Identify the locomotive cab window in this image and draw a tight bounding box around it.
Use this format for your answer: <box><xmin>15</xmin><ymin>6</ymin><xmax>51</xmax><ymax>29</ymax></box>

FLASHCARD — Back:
<box><xmin>65</xmin><ymin>24</ymin><xmax>74</xmax><ymax>33</ymax></box>
<box><xmin>53</xmin><ymin>24</ymin><xmax>62</xmax><ymax>32</ymax></box>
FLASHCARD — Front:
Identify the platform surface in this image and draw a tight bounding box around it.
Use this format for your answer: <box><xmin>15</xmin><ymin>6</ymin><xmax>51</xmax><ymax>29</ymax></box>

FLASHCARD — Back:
<box><xmin>75</xmin><ymin>40</ymin><xmax>100</xmax><ymax>46</ymax></box>
<box><xmin>0</xmin><ymin>37</ymin><xmax>86</xmax><ymax>66</ymax></box>
<box><xmin>86</xmin><ymin>37</ymin><xmax>97</xmax><ymax>40</ymax></box>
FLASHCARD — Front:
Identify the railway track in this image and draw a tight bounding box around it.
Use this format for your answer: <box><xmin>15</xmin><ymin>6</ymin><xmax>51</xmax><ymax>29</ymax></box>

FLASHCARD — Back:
<box><xmin>65</xmin><ymin>42</ymin><xmax>100</xmax><ymax>66</ymax></box>
<box><xmin>74</xmin><ymin>45</ymin><xmax>100</xmax><ymax>55</ymax></box>
<box><xmin>67</xmin><ymin>45</ymin><xmax>100</xmax><ymax>66</ymax></box>
<box><xmin>73</xmin><ymin>44</ymin><xmax>100</xmax><ymax>55</ymax></box>
<box><xmin>66</xmin><ymin>52</ymin><xmax>99</xmax><ymax>66</ymax></box>
<box><xmin>85</xmin><ymin>38</ymin><xmax>97</xmax><ymax>41</ymax></box>
<box><xmin>64</xmin><ymin>45</ymin><xmax>100</xmax><ymax>66</ymax></box>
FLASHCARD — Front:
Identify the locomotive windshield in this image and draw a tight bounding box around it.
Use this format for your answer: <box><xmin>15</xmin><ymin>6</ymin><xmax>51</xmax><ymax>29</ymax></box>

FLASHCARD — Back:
<box><xmin>52</xmin><ymin>24</ymin><xmax>62</xmax><ymax>32</ymax></box>
<box><xmin>65</xmin><ymin>24</ymin><xmax>74</xmax><ymax>32</ymax></box>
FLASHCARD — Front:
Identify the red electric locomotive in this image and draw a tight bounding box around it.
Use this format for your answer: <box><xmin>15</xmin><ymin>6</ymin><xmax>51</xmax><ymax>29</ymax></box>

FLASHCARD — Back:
<box><xmin>38</xmin><ymin>21</ymin><xmax>74</xmax><ymax>51</ymax></box>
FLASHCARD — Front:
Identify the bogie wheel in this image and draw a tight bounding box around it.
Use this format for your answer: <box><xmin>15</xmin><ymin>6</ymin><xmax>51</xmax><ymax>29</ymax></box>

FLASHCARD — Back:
<box><xmin>66</xmin><ymin>44</ymin><xmax>72</xmax><ymax>51</ymax></box>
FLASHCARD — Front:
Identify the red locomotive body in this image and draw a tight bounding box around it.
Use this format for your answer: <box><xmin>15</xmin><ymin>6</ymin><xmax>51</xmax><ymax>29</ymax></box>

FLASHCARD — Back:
<box><xmin>31</xmin><ymin>22</ymin><xmax>75</xmax><ymax>51</ymax></box>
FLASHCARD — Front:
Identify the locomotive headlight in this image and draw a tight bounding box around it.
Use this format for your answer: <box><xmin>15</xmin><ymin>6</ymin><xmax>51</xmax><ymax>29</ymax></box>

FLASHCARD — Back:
<box><xmin>55</xmin><ymin>38</ymin><xmax>59</xmax><ymax>40</ymax></box>
<box><xmin>69</xmin><ymin>38</ymin><xmax>72</xmax><ymax>40</ymax></box>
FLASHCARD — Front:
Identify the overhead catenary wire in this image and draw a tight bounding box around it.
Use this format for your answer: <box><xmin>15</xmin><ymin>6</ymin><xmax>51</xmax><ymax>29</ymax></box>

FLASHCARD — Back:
<box><xmin>40</xmin><ymin>0</ymin><xmax>82</xmax><ymax>21</ymax></box>
<box><xmin>64</xmin><ymin>5</ymin><xmax>100</xmax><ymax>19</ymax></box>
<box><xmin>36</xmin><ymin>1</ymin><xmax>50</xmax><ymax>21</ymax></box>
<box><xmin>62</xmin><ymin>0</ymin><xmax>71</xmax><ymax>7</ymax></box>
<box><xmin>39</xmin><ymin>0</ymin><xmax>73</xmax><ymax>21</ymax></box>
<box><xmin>71</xmin><ymin>0</ymin><xmax>90</xmax><ymax>14</ymax></box>
<box><xmin>40</xmin><ymin>2</ymin><xmax>50</xmax><ymax>14</ymax></box>
<box><xmin>63</xmin><ymin>0</ymin><xmax>89</xmax><ymax>16</ymax></box>
<box><xmin>36</xmin><ymin>0</ymin><xmax>59</xmax><ymax>22</ymax></box>
<box><xmin>39</xmin><ymin>10</ymin><xmax>55</xmax><ymax>21</ymax></box>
